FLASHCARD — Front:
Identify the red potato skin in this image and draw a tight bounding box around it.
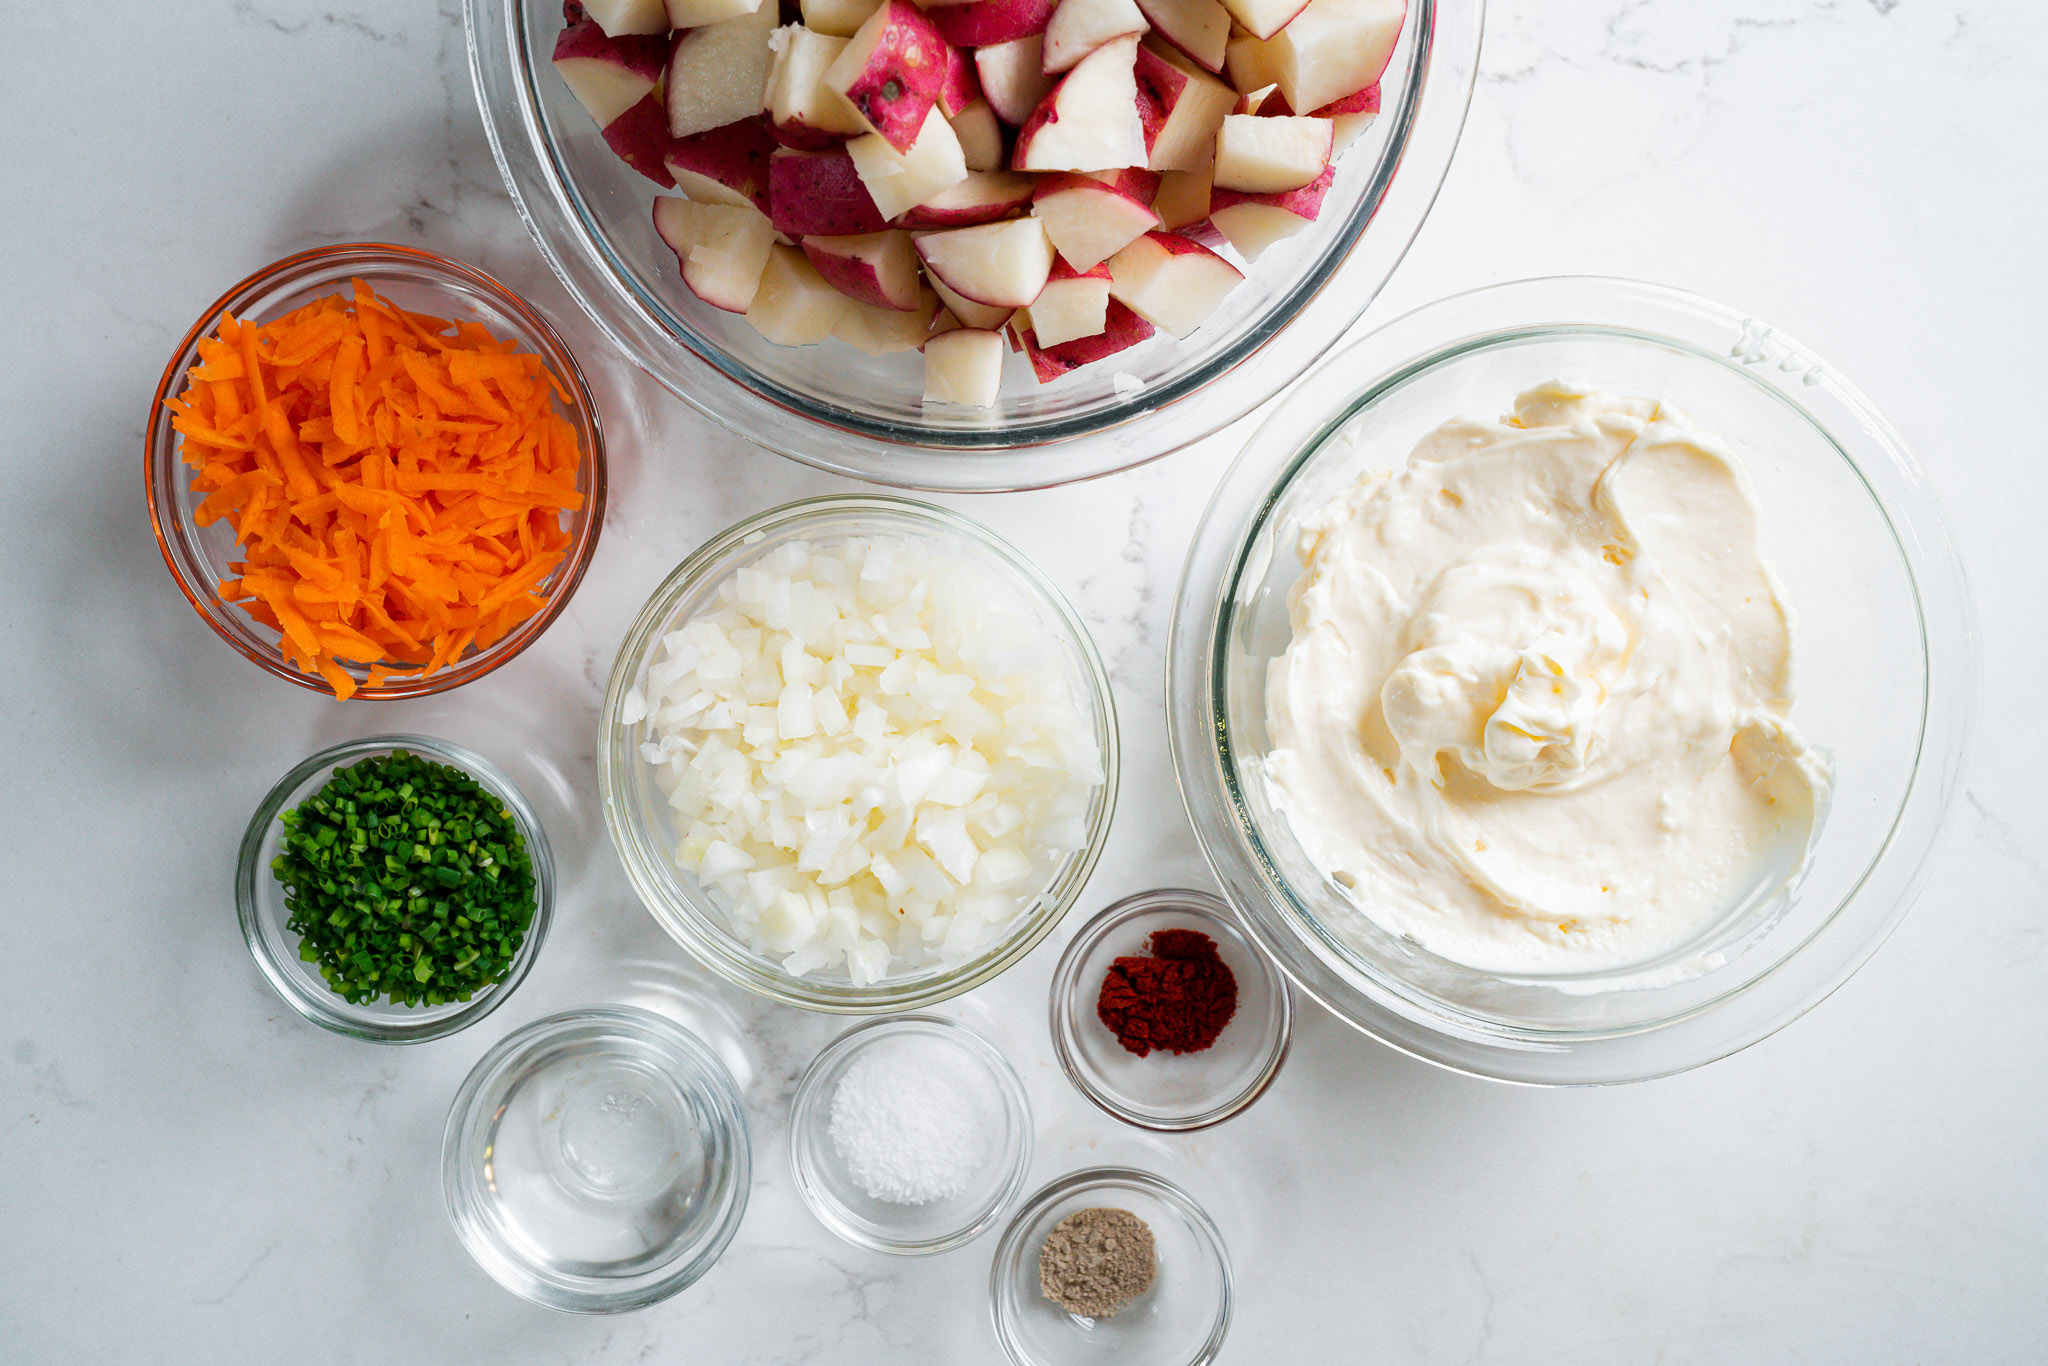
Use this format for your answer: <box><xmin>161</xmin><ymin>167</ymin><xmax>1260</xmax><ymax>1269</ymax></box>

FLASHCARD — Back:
<box><xmin>1208</xmin><ymin>163</ymin><xmax>1334</xmax><ymax>219</ymax></box>
<box><xmin>800</xmin><ymin>237</ymin><xmax>920</xmax><ymax>310</ymax></box>
<box><xmin>1173</xmin><ymin>218</ymin><xmax>1227</xmax><ymax>248</ymax></box>
<box><xmin>836</xmin><ymin>0</ymin><xmax>956</xmax><ymax>152</ymax></box>
<box><xmin>929</xmin><ymin>0</ymin><xmax>1057</xmax><ymax>48</ymax></box>
<box><xmin>1086</xmin><ymin>167</ymin><xmax>1162</xmax><ymax>202</ymax></box>
<box><xmin>768</xmin><ymin>149</ymin><xmax>890</xmax><ymax>234</ymax></box>
<box><xmin>553</xmin><ymin>20</ymin><xmax>670</xmax><ymax>82</ymax></box>
<box><xmin>601</xmin><ymin>93</ymin><xmax>681</xmax><ymax>186</ymax></box>
<box><xmin>939</xmin><ymin>43</ymin><xmax>982</xmax><ymax>117</ymax></box>
<box><xmin>894</xmin><ymin>172</ymin><xmax>1036</xmax><ymax>227</ymax></box>
<box><xmin>664</xmin><ymin>116</ymin><xmax>779</xmax><ymax>211</ymax></box>
<box><xmin>768</xmin><ymin>115</ymin><xmax>854</xmax><ymax>150</ymax></box>
<box><xmin>1311</xmin><ymin>82</ymin><xmax>1381</xmax><ymax>116</ymax></box>
<box><xmin>1045</xmin><ymin>257</ymin><xmax>1114</xmax><ymax>283</ymax></box>
<box><xmin>1021</xmin><ymin>298</ymin><xmax>1155</xmax><ymax>381</ymax></box>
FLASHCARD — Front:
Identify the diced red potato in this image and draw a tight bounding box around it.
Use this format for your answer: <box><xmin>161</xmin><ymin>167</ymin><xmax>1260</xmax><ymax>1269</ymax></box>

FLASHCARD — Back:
<box><xmin>1042</xmin><ymin>0</ymin><xmax>1147</xmax><ymax>74</ymax></box>
<box><xmin>1011</xmin><ymin>34</ymin><xmax>1146</xmax><ymax>172</ymax></box>
<box><xmin>765</xmin><ymin>26</ymin><xmax>867</xmax><ymax>149</ymax></box>
<box><xmin>653</xmin><ymin>196</ymin><xmax>778</xmax><ymax>312</ymax></box>
<box><xmin>747</xmin><ymin>243</ymin><xmax>853</xmax><ymax>342</ymax></box>
<box><xmin>1028</xmin><ymin>258</ymin><xmax>1112</xmax><ymax>346</ymax></box>
<box><xmin>1314</xmin><ymin>81</ymin><xmax>1381</xmax><ymax>149</ymax></box>
<box><xmin>1216</xmin><ymin>0</ymin><xmax>1308</xmax><ymax>41</ymax></box>
<box><xmin>1133</xmin><ymin>42</ymin><xmax>1235</xmax><ymax>172</ymax></box>
<box><xmin>1133</xmin><ymin>0</ymin><xmax>1227</xmax><ymax>73</ymax></box>
<box><xmin>1020</xmin><ymin>297</ymin><xmax>1154</xmax><ymax>381</ymax></box>
<box><xmin>973</xmin><ymin>35</ymin><xmax>1054</xmax><ymax>126</ymax></box>
<box><xmin>833</xmin><ymin>288</ymin><xmax>943</xmax><ymax>353</ymax></box>
<box><xmin>949</xmin><ymin>99</ymin><xmax>1007</xmax><ymax>171</ymax></box>
<box><xmin>553</xmin><ymin>21</ymin><xmax>669</xmax><ymax>127</ymax></box>
<box><xmin>922</xmin><ymin>328</ymin><xmax>1007</xmax><ymax>406</ymax></box>
<box><xmin>769</xmin><ymin>146</ymin><xmax>890</xmax><ymax>234</ymax></box>
<box><xmin>584</xmin><ymin>0</ymin><xmax>669</xmax><ymax>36</ymax></box>
<box><xmin>560</xmin><ymin>0</ymin><xmax>1399</xmax><ymax>393</ymax></box>
<box><xmin>1086</xmin><ymin>166</ymin><xmax>1161</xmax><ymax>200</ymax></box>
<box><xmin>665</xmin><ymin>0</ymin><xmax>767</xmax><ymax>26</ymax></box>
<box><xmin>1151</xmin><ymin>164</ymin><xmax>1211</xmax><ymax>230</ymax></box>
<box><xmin>929</xmin><ymin>0</ymin><xmax>1056</xmax><ymax>48</ymax></box>
<box><xmin>1104</xmin><ymin>229</ymin><xmax>1241</xmax><ymax>337</ymax></box>
<box><xmin>1229</xmin><ymin>0</ymin><xmax>1403</xmax><ymax>117</ymax></box>
<box><xmin>801</xmin><ymin>0</ymin><xmax>882</xmax><ymax>37</ymax></box>
<box><xmin>1213</xmin><ymin>114</ymin><xmax>1332</xmax><ymax>193</ymax></box>
<box><xmin>848</xmin><ymin>111</ymin><xmax>970</xmax><ymax>218</ymax></box>
<box><xmin>1031</xmin><ymin>172</ymin><xmax>1159</xmax><ymax>272</ymax></box>
<box><xmin>1207</xmin><ymin>164</ymin><xmax>1331</xmax><ymax>257</ymax></box>
<box><xmin>938</xmin><ymin>43</ymin><xmax>981</xmax><ymax>116</ymax></box>
<box><xmin>894</xmin><ymin>169</ymin><xmax>1036</xmax><ymax>226</ymax></box>
<box><xmin>824</xmin><ymin>0</ymin><xmax>956</xmax><ymax>152</ymax></box>
<box><xmin>602</xmin><ymin>93</ymin><xmax>682</xmax><ymax>186</ymax></box>
<box><xmin>666</xmin><ymin>1</ymin><xmax>778</xmax><ymax>138</ymax></box>
<box><xmin>801</xmin><ymin>229</ymin><xmax>926</xmax><ymax>309</ymax></box>
<box><xmin>1223</xmin><ymin>31</ymin><xmax>1282</xmax><ymax>96</ymax></box>
<box><xmin>663</xmin><ymin>118</ymin><xmax>777</xmax><ymax>212</ymax></box>
<box><xmin>912</xmin><ymin>217</ymin><xmax>1056</xmax><ymax>307</ymax></box>
<box><xmin>929</xmin><ymin>274</ymin><xmax>1017</xmax><ymax>329</ymax></box>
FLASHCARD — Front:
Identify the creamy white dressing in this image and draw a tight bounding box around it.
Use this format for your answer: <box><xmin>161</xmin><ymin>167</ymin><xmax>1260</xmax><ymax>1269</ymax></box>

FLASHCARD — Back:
<box><xmin>1262</xmin><ymin>382</ymin><xmax>1830</xmax><ymax>973</ymax></box>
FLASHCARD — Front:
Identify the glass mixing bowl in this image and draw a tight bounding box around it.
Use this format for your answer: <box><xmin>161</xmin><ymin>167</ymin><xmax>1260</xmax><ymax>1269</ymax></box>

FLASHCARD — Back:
<box><xmin>788</xmin><ymin>1014</ymin><xmax>1033</xmax><ymax>1255</ymax></box>
<box><xmin>989</xmin><ymin>1167</ymin><xmax>1231</xmax><ymax>1366</ymax></box>
<box><xmin>463</xmin><ymin>0</ymin><xmax>1481</xmax><ymax>491</ymax></box>
<box><xmin>600</xmin><ymin>495</ymin><xmax>1119</xmax><ymax>1012</ymax></box>
<box><xmin>1168</xmin><ymin>277</ymin><xmax>1976</xmax><ymax>1085</ymax></box>
<box><xmin>237</xmin><ymin>734</ymin><xmax>554</xmax><ymax>1043</ymax></box>
<box><xmin>442</xmin><ymin>1005</ymin><xmax>752</xmax><ymax>1312</ymax></box>
<box><xmin>146</xmin><ymin>243</ymin><xmax>606</xmax><ymax>699</ymax></box>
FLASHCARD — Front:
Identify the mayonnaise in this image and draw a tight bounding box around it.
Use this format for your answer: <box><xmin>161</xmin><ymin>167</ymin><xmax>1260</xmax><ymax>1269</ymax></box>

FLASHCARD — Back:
<box><xmin>1262</xmin><ymin>382</ymin><xmax>1830</xmax><ymax>973</ymax></box>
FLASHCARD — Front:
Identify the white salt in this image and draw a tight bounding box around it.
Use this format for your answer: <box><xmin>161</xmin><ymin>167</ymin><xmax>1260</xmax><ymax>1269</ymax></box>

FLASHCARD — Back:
<box><xmin>828</xmin><ymin>1036</ymin><xmax>997</xmax><ymax>1205</ymax></box>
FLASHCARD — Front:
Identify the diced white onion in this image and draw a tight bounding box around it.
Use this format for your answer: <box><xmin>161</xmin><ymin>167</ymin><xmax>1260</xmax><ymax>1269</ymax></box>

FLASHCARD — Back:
<box><xmin>630</xmin><ymin>533</ymin><xmax>1101</xmax><ymax>981</ymax></box>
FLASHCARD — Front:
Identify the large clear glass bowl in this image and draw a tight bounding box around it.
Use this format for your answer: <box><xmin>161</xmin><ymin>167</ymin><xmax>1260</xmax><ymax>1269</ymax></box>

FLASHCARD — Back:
<box><xmin>463</xmin><ymin>0</ymin><xmax>1481</xmax><ymax>492</ymax></box>
<box><xmin>600</xmin><ymin>495</ymin><xmax>1119</xmax><ymax>1012</ymax></box>
<box><xmin>1168</xmin><ymin>277</ymin><xmax>1976</xmax><ymax>1085</ymax></box>
<box><xmin>146</xmin><ymin>243</ymin><xmax>606</xmax><ymax>699</ymax></box>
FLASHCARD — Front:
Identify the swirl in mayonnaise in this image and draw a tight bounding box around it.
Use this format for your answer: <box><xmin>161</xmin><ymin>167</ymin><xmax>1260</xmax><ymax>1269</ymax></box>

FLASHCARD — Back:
<box><xmin>1263</xmin><ymin>382</ymin><xmax>1830</xmax><ymax>973</ymax></box>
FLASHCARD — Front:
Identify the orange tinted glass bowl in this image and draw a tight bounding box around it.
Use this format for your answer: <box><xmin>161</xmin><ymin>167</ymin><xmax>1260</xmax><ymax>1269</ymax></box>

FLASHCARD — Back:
<box><xmin>145</xmin><ymin>242</ymin><xmax>607</xmax><ymax>699</ymax></box>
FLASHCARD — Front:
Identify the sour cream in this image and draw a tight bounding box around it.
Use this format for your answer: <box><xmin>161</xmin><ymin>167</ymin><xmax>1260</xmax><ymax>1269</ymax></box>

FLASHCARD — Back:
<box><xmin>1262</xmin><ymin>382</ymin><xmax>1829</xmax><ymax>973</ymax></box>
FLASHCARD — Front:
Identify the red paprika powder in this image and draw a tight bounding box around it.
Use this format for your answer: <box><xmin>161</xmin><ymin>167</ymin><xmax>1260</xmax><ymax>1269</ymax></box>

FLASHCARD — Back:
<box><xmin>1096</xmin><ymin>928</ymin><xmax>1238</xmax><ymax>1057</ymax></box>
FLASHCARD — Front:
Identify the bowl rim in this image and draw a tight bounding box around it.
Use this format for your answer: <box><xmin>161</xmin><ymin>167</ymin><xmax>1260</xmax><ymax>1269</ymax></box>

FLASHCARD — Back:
<box><xmin>461</xmin><ymin>0</ymin><xmax>1484</xmax><ymax>491</ymax></box>
<box><xmin>787</xmin><ymin>1012</ymin><xmax>1035</xmax><ymax>1256</ymax></box>
<box><xmin>1166</xmin><ymin>274</ymin><xmax>1979</xmax><ymax>1085</ymax></box>
<box><xmin>598</xmin><ymin>493</ymin><xmax>1121</xmax><ymax>1013</ymax></box>
<box><xmin>439</xmin><ymin>1002</ymin><xmax>753</xmax><ymax>1313</ymax></box>
<box><xmin>987</xmin><ymin>1165</ymin><xmax>1233</xmax><ymax>1366</ymax></box>
<box><xmin>1047</xmin><ymin>888</ymin><xmax>1293</xmax><ymax>1132</ymax></box>
<box><xmin>145</xmin><ymin>240</ymin><xmax>608</xmax><ymax>699</ymax></box>
<box><xmin>235</xmin><ymin>732</ymin><xmax>555</xmax><ymax>1043</ymax></box>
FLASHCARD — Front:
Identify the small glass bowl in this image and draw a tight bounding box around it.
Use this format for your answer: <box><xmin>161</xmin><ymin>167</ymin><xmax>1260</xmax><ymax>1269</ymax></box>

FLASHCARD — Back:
<box><xmin>990</xmin><ymin>1168</ymin><xmax>1231</xmax><ymax>1366</ymax></box>
<box><xmin>1168</xmin><ymin>276</ymin><xmax>1978</xmax><ymax>1084</ymax></box>
<box><xmin>599</xmin><ymin>495</ymin><xmax>1119</xmax><ymax>1013</ymax></box>
<box><xmin>1050</xmin><ymin>890</ymin><xmax>1292</xmax><ymax>1131</ymax></box>
<box><xmin>236</xmin><ymin>734</ymin><xmax>554</xmax><ymax>1043</ymax></box>
<box><xmin>788</xmin><ymin>1014</ymin><xmax>1033</xmax><ymax>1256</ymax></box>
<box><xmin>463</xmin><ymin>0</ymin><xmax>1482</xmax><ymax>491</ymax></box>
<box><xmin>442</xmin><ymin>1005</ymin><xmax>752</xmax><ymax>1312</ymax></box>
<box><xmin>145</xmin><ymin>242</ymin><xmax>607</xmax><ymax>699</ymax></box>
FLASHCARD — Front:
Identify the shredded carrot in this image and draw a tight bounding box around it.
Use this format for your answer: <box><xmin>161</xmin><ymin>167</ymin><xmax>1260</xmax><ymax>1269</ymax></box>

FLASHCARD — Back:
<box><xmin>171</xmin><ymin>278</ymin><xmax>584</xmax><ymax>699</ymax></box>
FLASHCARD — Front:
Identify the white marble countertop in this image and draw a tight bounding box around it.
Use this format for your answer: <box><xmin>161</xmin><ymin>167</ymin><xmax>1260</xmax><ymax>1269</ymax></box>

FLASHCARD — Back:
<box><xmin>4</xmin><ymin>0</ymin><xmax>2044</xmax><ymax>1360</ymax></box>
